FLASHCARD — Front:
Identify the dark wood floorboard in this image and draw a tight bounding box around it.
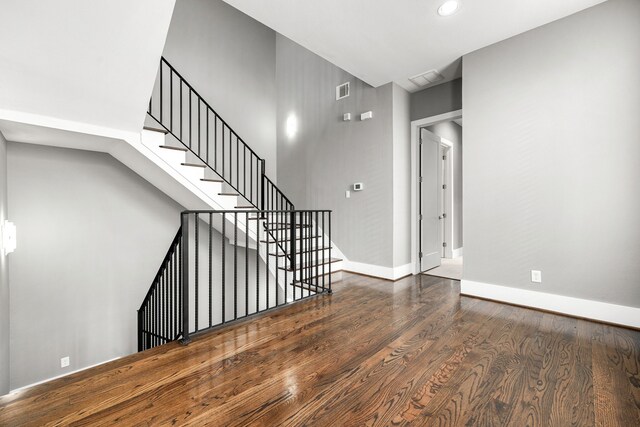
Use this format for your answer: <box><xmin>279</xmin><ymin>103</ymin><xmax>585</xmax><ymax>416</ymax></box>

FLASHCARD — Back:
<box><xmin>1</xmin><ymin>273</ymin><xmax>639</xmax><ymax>426</ymax></box>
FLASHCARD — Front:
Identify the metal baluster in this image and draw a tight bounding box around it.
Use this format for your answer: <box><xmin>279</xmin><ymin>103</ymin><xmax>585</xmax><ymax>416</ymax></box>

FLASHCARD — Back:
<box><xmin>181</xmin><ymin>213</ymin><xmax>190</xmax><ymax>344</ymax></box>
<box><xmin>234</xmin><ymin>212</ymin><xmax>238</xmax><ymax>320</ymax></box>
<box><xmin>222</xmin><ymin>213</ymin><xmax>226</xmax><ymax>324</ymax></box>
<box><xmin>160</xmin><ymin>62</ymin><xmax>163</xmax><ymax>124</ymax></box>
<box><xmin>256</xmin><ymin>216</ymin><xmax>260</xmax><ymax>312</ymax></box>
<box><xmin>328</xmin><ymin>213</ymin><xmax>332</xmax><ymax>293</ymax></box>
<box><xmin>245</xmin><ymin>212</ymin><xmax>249</xmax><ymax>317</ymax></box>
<box><xmin>214</xmin><ymin>116</ymin><xmax>218</xmax><ymax>169</ymax></box>
<box><xmin>195</xmin><ymin>214</ymin><xmax>199</xmax><ymax>332</ymax></box>
<box><xmin>209</xmin><ymin>212</ymin><xmax>212</xmax><ymax>328</ymax></box>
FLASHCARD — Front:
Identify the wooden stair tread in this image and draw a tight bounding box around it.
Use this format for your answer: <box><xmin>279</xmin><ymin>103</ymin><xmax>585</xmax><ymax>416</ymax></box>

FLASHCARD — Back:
<box><xmin>264</xmin><ymin>223</ymin><xmax>311</xmax><ymax>230</ymax></box>
<box><xmin>269</xmin><ymin>246</ymin><xmax>332</xmax><ymax>257</ymax></box>
<box><xmin>181</xmin><ymin>162</ymin><xmax>206</xmax><ymax>168</ymax></box>
<box><xmin>219</xmin><ymin>192</ymin><xmax>240</xmax><ymax>196</ymax></box>
<box><xmin>159</xmin><ymin>145</ymin><xmax>187</xmax><ymax>152</ymax></box>
<box><xmin>201</xmin><ymin>178</ymin><xmax>223</xmax><ymax>183</ymax></box>
<box><xmin>143</xmin><ymin>126</ymin><xmax>168</xmax><ymax>134</ymax></box>
<box><xmin>278</xmin><ymin>257</ymin><xmax>342</xmax><ymax>271</ymax></box>
<box><xmin>235</xmin><ymin>206</ymin><xmax>254</xmax><ymax>209</ymax></box>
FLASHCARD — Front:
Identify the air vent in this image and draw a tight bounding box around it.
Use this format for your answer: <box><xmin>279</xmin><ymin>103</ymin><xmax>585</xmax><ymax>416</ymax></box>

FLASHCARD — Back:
<box><xmin>336</xmin><ymin>82</ymin><xmax>350</xmax><ymax>100</ymax></box>
<box><xmin>409</xmin><ymin>69</ymin><xmax>444</xmax><ymax>88</ymax></box>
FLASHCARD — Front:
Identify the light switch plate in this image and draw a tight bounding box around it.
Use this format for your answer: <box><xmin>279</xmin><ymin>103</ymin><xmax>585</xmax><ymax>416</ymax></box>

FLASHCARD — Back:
<box><xmin>345</xmin><ymin>190</ymin><xmax>351</xmax><ymax>198</ymax></box>
<box><xmin>61</xmin><ymin>356</ymin><xmax>70</xmax><ymax>368</ymax></box>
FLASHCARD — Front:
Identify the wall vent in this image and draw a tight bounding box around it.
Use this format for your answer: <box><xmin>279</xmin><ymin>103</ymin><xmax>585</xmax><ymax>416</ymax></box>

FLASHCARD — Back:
<box><xmin>336</xmin><ymin>82</ymin><xmax>350</xmax><ymax>100</ymax></box>
<box><xmin>409</xmin><ymin>69</ymin><xmax>444</xmax><ymax>88</ymax></box>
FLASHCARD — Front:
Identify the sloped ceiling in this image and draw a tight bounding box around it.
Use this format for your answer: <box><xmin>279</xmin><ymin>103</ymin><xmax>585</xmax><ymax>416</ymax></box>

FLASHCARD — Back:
<box><xmin>222</xmin><ymin>0</ymin><xmax>606</xmax><ymax>92</ymax></box>
<box><xmin>0</xmin><ymin>0</ymin><xmax>175</xmax><ymax>132</ymax></box>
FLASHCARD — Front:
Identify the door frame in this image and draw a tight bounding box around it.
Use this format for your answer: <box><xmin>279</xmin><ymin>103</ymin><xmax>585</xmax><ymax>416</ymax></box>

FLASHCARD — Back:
<box><xmin>411</xmin><ymin>109</ymin><xmax>462</xmax><ymax>275</ymax></box>
<box><xmin>440</xmin><ymin>139</ymin><xmax>454</xmax><ymax>258</ymax></box>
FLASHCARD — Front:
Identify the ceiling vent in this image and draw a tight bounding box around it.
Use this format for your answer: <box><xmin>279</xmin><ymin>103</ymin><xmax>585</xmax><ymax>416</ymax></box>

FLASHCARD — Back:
<box><xmin>336</xmin><ymin>82</ymin><xmax>350</xmax><ymax>100</ymax></box>
<box><xmin>409</xmin><ymin>69</ymin><xmax>444</xmax><ymax>88</ymax></box>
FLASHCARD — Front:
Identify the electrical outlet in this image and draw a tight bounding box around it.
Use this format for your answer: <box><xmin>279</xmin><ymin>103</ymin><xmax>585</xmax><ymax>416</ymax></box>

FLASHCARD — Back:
<box><xmin>61</xmin><ymin>356</ymin><xmax>70</xmax><ymax>368</ymax></box>
<box><xmin>345</xmin><ymin>190</ymin><xmax>351</xmax><ymax>199</ymax></box>
<box><xmin>531</xmin><ymin>270</ymin><xmax>542</xmax><ymax>283</ymax></box>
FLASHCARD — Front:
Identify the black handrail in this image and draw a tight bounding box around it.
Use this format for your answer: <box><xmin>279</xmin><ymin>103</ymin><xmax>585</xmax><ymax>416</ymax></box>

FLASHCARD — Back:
<box><xmin>149</xmin><ymin>57</ymin><xmax>274</xmax><ymax>210</ymax></box>
<box><xmin>138</xmin><ymin>210</ymin><xmax>333</xmax><ymax>352</ymax></box>
<box><xmin>139</xmin><ymin>58</ymin><xmax>337</xmax><ymax>352</ymax></box>
<box><xmin>148</xmin><ymin>56</ymin><xmax>297</xmax><ymax>266</ymax></box>
<box><xmin>138</xmin><ymin>227</ymin><xmax>183</xmax><ymax>351</ymax></box>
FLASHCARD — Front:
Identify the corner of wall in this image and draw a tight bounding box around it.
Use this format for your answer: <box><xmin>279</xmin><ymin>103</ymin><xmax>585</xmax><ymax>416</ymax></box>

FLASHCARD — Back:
<box><xmin>0</xmin><ymin>130</ymin><xmax>9</xmax><ymax>395</ymax></box>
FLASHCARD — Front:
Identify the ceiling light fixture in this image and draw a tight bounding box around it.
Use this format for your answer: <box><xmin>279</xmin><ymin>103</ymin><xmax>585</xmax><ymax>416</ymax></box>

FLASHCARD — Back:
<box><xmin>438</xmin><ymin>0</ymin><xmax>459</xmax><ymax>16</ymax></box>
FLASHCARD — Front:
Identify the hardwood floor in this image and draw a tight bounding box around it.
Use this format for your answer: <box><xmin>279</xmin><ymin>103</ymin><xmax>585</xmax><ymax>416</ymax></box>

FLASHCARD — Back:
<box><xmin>1</xmin><ymin>273</ymin><xmax>639</xmax><ymax>426</ymax></box>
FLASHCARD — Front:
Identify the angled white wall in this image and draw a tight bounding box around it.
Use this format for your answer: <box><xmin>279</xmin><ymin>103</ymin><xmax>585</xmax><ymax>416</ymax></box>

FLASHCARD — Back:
<box><xmin>0</xmin><ymin>0</ymin><xmax>175</xmax><ymax>132</ymax></box>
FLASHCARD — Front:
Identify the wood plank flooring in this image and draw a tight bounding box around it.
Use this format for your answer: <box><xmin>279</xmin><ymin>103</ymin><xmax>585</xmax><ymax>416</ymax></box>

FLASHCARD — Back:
<box><xmin>1</xmin><ymin>273</ymin><xmax>639</xmax><ymax>426</ymax></box>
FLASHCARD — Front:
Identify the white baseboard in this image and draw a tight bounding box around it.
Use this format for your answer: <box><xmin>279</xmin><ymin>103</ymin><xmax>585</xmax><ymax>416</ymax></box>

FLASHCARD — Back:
<box><xmin>452</xmin><ymin>247</ymin><xmax>463</xmax><ymax>258</ymax></box>
<box><xmin>343</xmin><ymin>261</ymin><xmax>413</xmax><ymax>281</ymax></box>
<box><xmin>461</xmin><ymin>280</ymin><xmax>640</xmax><ymax>329</ymax></box>
<box><xmin>9</xmin><ymin>355</ymin><xmax>123</xmax><ymax>394</ymax></box>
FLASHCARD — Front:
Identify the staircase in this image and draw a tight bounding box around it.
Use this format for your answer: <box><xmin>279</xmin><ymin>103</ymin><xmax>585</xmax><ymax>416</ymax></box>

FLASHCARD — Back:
<box><xmin>137</xmin><ymin>57</ymin><xmax>343</xmax><ymax>351</ymax></box>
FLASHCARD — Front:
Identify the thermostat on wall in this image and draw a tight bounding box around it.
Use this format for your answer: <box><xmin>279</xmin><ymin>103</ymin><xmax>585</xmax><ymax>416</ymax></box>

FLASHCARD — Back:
<box><xmin>360</xmin><ymin>111</ymin><xmax>373</xmax><ymax>121</ymax></box>
<box><xmin>353</xmin><ymin>183</ymin><xmax>364</xmax><ymax>191</ymax></box>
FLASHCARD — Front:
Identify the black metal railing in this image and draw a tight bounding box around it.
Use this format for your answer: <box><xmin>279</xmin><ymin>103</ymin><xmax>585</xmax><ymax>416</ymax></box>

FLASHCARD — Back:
<box><xmin>138</xmin><ymin>227</ymin><xmax>183</xmax><ymax>351</ymax></box>
<box><xmin>148</xmin><ymin>57</ymin><xmax>278</xmax><ymax>211</ymax></box>
<box><xmin>147</xmin><ymin>57</ymin><xmax>301</xmax><ymax>268</ymax></box>
<box><xmin>138</xmin><ymin>210</ymin><xmax>333</xmax><ymax>351</ymax></box>
<box><xmin>140</xmin><ymin>59</ymin><xmax>336</xmax><ymax>352</ymax></box>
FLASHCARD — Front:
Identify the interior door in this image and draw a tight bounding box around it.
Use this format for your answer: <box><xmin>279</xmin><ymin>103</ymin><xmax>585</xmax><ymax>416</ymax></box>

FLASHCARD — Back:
<box><xmin>420</xmin><ymin>129</ymin><xmax>442</xmax><ymax>272</ymax></box>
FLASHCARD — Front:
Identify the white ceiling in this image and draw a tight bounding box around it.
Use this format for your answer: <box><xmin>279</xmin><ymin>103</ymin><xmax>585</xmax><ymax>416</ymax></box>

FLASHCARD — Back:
<box><xmin>222</xmin><ymin>0</ymin><xmax>606</xmax><ymax>92</ymax></box>
<box><xmin>0</xmin><ymin>0</ymin><xmax>175</xmax><ymax>132</ymax></box>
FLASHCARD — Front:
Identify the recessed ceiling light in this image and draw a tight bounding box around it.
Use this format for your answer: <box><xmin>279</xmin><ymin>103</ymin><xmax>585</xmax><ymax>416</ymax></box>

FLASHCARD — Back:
<box><xmin>438</xmin><ymin>0</ymin><xmax>459</xmax><ymax>16</ymax></box>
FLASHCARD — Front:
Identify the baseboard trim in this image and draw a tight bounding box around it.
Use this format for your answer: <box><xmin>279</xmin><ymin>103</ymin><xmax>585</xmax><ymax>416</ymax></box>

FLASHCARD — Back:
<box><xmin>452</xmin><ymin>247</ymin><xmax>463</xmax><ymax>258</ymax></box>
<box><xmin>461</xmin><ymin>280</ymin><xmax>640</xmax><ymax>329</ymax></box>
<box><xmin>9</xmin><ymin>355</ymin><xmax>123</xmax><ymax>394</ymax></box>
<box><xmin>343</xmin><ymin>261</ymin><xmax>413</xmax><ymax>281</ymax></box>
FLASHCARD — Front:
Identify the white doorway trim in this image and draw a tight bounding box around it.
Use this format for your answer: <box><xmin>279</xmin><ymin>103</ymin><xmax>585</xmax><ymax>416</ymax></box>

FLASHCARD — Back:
<box><xmin>439</xmin><ymin>138</ymin><xmax>454</xmax><ymax>259</ymax></box>
<box><xmin>411</xmin><ymin>109</ymin><xmax>462</xmax><ymax>275</ymax></box>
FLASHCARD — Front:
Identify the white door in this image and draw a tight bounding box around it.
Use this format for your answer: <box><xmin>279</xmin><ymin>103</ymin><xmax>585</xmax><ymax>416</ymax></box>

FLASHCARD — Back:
<box><xmin>420</xmin><ymin>129</ymin><xmax>442</xmax><ymax>272</ymax></box>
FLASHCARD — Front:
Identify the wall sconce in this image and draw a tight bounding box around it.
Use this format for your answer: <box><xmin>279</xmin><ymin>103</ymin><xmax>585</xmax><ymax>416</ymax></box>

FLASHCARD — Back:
<box><xmin>285</xmin><ymin>113</ymin><xmax>298</xmax><ymax>140</ymax></box>
<box><xmin>2</xmin><ymin>220</ymin><xmax>16</xmax><ymax>255</ymax></box>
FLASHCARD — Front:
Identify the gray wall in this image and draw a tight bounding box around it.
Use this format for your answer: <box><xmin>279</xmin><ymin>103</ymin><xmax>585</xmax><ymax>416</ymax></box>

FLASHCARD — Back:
<box><xmin>163</xmin><ymin>0</ymin><xmax>277</xmax><ymax>178</ymax></box>
<box><xmin>7</xmin><ymin>143</ymin><xmax>184</xmax><ymax>389</ymax></box>
<box><xmin>425</xmin><ymin>121</ymin><xmax>463</xmax><ymax>250</ymax></box>
<box><xmin>410</xmin><ymin>78</ymin><xmax>462</xmax><ymax>121</ymax></box>
<box><xmin>392</xmin><ymin>85</ymin><xmax>412</xmax><ymax>267</ymax></box>
<box><xmin>276</xmin><ymin>34</ymin><xmax>396</xmax><ymax>267</ymax></box>
<box><xmin>463</xmin><ymin>0</ymin><xmax>640</xmax><ymax>307</ymax></box>
<box><xmin>0</xmin><ymin>131</ymin><xmax>9</xmax><ymax>395</ymax></box>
